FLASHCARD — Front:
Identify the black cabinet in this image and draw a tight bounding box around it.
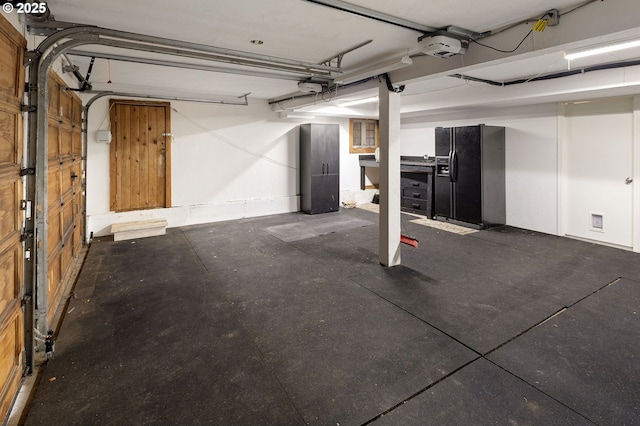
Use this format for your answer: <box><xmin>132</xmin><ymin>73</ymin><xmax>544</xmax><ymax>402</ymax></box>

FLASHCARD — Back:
<box><xmin>434</xmin><ymin>124</ymin><xmax>505</xmax><ymax>227</ymax></box>
<box><xmin>300</xmin><ymin>124</ymin><xmax>340</xmax><ymax>214</ymax></box>
<box><xmin>401</xmin><ymin>171</ymin><xmax>433</xmax><ymax>217</ymax></box>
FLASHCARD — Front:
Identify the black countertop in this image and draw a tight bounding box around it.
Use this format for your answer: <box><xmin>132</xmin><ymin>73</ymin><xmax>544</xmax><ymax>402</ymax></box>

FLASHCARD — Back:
<box><xmin>358</xmin><ymin>155</ymin><xmax>434</xmax><ymax>190</ymax></box>
<box><xmin>359</xmin><ymin>155</ymin><xmax>435</xmax><ymax>170</ymax></box>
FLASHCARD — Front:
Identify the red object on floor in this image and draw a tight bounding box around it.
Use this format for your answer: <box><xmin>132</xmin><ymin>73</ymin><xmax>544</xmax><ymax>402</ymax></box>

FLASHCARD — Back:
<box><xmin>400</xmin><ymin>234</ymin><xmax>419</xmax><ymax>248</ymax></box>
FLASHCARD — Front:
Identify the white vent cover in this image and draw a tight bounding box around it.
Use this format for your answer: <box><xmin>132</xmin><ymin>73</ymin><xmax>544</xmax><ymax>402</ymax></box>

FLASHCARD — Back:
<box><xmin>591</xmin><ymin>213</ymin><xmax>604</xmax><ymax>231</ymax></box>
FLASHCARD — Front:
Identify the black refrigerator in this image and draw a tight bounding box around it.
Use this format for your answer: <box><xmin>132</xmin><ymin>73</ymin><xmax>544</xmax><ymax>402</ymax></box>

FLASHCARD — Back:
<box><xmin>434</xmin><ymin>125</ymin><xmax>505</xmax><ymax>227</ymax></box>
<box><xmin>300</xmin><ymin>123</ymin><xmax>340</xmax><ymax>214</ymax></box>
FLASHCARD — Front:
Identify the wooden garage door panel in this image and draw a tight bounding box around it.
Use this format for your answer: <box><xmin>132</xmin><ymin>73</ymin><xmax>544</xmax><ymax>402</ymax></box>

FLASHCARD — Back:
<box><xmin>72</xmin><ymin>132</ymin><xmax>81</xmax><ymax>158</ymax></box>
<box><xmin>47</xmin><ymin>251</ymin><xmax>62</xmax><ymax>325</ymax></box>
<box><xmin>0</xmin><ymin>311</ymin><xmax>22</xmax><ymax>422</ymax></box>
<box><xmin>59</xmin><ymin>90</ymin><xmax>72</xmax><ymax>124</ymax></box>
<box><xmin>71</xmin><ymin>161</ymin><xmax>81</xmax><ymax>193</ymax></box>
<box><xmin>47</xmin><ymin>165</ymin><xmax>60</xmax><ymax>206</ymax></box>
<box><xmin>0</xmin><ymin>180</ymin><xmax>18</xmax><ymax>247</ymax></box>
<box><xmin>47</xmin><ymin>250</ymin><xmax>61</xmax><ymax>298</ymax></box>
<box><xmin>73</xmin><ymin>221</ymin><xmax>82</xmax><ymax>255</ymax></box>
<box><xmin>60</xmin><ymin>161</ymin><xmax>73</xmax><ymax>198</ymax></box>
<box><xmin>48</xmin><ymin>125</ymin><xmax>60</xmax><ymax>160</ymax></box>
<box><xmin>60</xmin><ymin>128</ymin><xmax>72</xmax><ymax>157</ymax></box>
<box><xmin>61</xmin><ymin>196</ymin><xmax>73</xmax><ymax>235</ymax></box>
<box><xmin>71</xmin><ymin>99</ymin><xmax>81</xmax><ymax>129</ymax></box>
<box><xmin>0</xmin><ymin>14</ymin><xmax>26</xmax><ymax>423</ymax></box>
<box><xmin>61</xmin><ymin>239</ymin><xmax>73</xmax><ymax>281</ymax></box>
<box><xmin>47</xmin><ymin>205</ymin><xmax>61</xmax><ymax>257</ymax></box>
<box><xmin>0</xmin><ymin>246</ymin><xmax>20</xmax><ymax>318</ymax></box>
<box><xmin>0</xmin><ymin>37</ymin><xmax>19</xmax><ymax>99</ymax></box>
<box><xmin>0</xmin><ymin>107</ymin><xmax>20</xmax><ymax>168</ymax></box>
<box><xmin>48</xmin><ymin>75</ymin><xmax>59</xmax><ymax>117</ymax></box>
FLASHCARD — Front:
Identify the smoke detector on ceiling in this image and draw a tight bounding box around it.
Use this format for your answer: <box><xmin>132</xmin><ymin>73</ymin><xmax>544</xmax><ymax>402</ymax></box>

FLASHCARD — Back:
<box><xmin>418</xmin><ymin>31</ymin><xmax>469</xmax><ymax>58</ymax></box>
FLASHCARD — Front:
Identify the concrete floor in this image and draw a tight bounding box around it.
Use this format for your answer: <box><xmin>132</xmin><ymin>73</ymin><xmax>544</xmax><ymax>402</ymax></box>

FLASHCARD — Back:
<box><xmin>22</xmin><ymin>207</ymin><xmax>640</xmax><ymax>425</ymax></box>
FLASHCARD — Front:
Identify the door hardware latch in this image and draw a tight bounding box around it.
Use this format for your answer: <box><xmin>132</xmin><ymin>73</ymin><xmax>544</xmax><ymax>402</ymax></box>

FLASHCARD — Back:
<box><xmin>20</xmin><ymin>230</ymin><xmax>34</xmax><ymax>242</ymax></box>
<box><xmin>625</xmin><ymin>177</ymin><xmax>633</xmax><ymax>185</ymax></box>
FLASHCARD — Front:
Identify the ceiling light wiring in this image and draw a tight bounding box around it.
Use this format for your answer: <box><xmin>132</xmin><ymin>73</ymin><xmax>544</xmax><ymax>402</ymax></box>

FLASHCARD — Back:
<box><xmin>471</xmin><ymin>29</ymin><xmax>533</xmax><ymax>53</ymax></box>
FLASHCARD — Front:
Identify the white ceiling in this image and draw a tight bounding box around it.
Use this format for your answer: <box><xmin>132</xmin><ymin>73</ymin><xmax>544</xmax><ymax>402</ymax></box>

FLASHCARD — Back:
<box><xmin>40</xmin><ymin>0</ymin><xmax>640</xmax><ymax>117</ymax></box>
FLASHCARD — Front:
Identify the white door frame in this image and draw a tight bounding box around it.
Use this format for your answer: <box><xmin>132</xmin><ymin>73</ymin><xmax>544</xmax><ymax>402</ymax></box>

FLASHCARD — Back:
<box><xmin>633</xmin><ymin>96</ymin><xmax>640</xmax><ymax>253</ymax></box>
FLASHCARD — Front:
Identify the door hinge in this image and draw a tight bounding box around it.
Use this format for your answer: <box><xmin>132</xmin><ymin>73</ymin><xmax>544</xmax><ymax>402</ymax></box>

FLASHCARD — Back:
<box><xmin>20</xmin><ymin>168</ymin><xmax>36</xmax><ymax>176</ymax></box>
<box><xmin>21</xmin><ymin>104</ymin><xmax>36</xmax><ymax>113</ymax></box>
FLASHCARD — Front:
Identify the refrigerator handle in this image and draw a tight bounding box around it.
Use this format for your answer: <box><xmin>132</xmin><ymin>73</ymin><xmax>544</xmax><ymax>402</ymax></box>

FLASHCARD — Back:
<box><xmin>451</xmin><ymin>150</ymin><xmax>458</xmax><ymax>183</ymax></box>
<box><xmin>322</xmin><ymin>163</ymin><xmax>326</xmax><ymax>174</ymax></box>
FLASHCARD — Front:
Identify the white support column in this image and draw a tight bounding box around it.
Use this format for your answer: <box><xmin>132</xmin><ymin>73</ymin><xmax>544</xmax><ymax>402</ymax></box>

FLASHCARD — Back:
<box><xmin>378</xmin><ymin>79</ymin><xmax>402</xmax><ymax>266</ymax></box>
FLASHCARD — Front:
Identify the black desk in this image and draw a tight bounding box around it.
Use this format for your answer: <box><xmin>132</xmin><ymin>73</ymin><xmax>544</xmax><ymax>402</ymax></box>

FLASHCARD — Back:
<box><xmin>359</xmin><ymin>155</ymin><xmax>435</xmax><ymax>217</ymax></box>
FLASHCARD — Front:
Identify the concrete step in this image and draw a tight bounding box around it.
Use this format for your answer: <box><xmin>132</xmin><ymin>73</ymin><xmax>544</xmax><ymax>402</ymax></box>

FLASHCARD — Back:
<box><xmin>110</xmin><ymin>218</ymin><xmax>168</xmax><ymax>241</ymax></box>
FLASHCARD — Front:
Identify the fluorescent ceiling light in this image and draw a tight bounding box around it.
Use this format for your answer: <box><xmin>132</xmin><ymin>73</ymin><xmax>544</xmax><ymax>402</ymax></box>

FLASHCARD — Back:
<box><xmin>334</xmin><ymin>55</ymin><xmax>413</xmax><ymax>84</ymax></box>
<box><xmin>339</xmin><ymin>96</ymin><xmax>378</xmax><ymax>107</ymax></box>
<box><xmin>279</xmin><ymin>111</ymin><xmax>316</xmax><ymax>119</ymax></box>
<box><xmin>565</xmin><ymin>39</ymin><xmax>640</xmax><ymax>61</ymax></box>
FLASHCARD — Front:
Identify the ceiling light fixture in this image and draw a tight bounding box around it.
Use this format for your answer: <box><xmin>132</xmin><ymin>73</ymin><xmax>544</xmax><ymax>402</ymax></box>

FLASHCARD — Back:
<box><xmin>339</xmin><ymin>96</ymin><xmax>378</xmax><ymax>107</ymax></box>
<box><xmin>564</xmin><ymin>39</ymin><xmax>640</xmax><ymax>61</ymax></box>
<box><xmin>279</xmin><ymin>111</ymin><xmax>316</xmax><ymax>119</ymax></box>
<box><xmin>334</xmin><ymin>54</ymin><xmax>413</xmax><ymax>85</ymax></box>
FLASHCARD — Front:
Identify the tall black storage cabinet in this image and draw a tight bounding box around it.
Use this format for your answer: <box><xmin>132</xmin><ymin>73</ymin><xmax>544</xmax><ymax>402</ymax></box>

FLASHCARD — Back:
<box><xmin>434</xmin><ymin>125</ymin><xmax>505</xmax><ymax>227</ymax></box>
<box><xmin>300</xmin><ymin>124</ymin><xmax>340</xmax><ymax>214</ymax></box>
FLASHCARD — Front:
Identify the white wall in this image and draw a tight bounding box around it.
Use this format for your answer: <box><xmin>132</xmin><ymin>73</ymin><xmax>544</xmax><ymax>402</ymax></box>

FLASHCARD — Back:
<box><xmin>86</xmin><ymin>96</ymin><xmax>561</xmax><ymax>237</ymax></box>
<box><xmin>403</xmin><ymin>103</ymin><xmax>559</xmax><ymax>235</ymax></box>
<box><xmin>85</xmin><ymin>98</ymin><xmax>371</xmax><ymax>236</ymax></box>
<box><xmin>400</xmin><ymin>127</ymin><xmax>435</xmax><ymax>157</ymax></box>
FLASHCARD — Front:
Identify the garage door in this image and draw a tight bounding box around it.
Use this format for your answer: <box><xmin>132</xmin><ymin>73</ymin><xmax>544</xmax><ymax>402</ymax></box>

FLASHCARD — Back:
<box><xmin>0</xmin><ymin>15</ymin><xmax>26</xmax><ymax>421</ymax></box>
<box><xmin>46</xmin><ymin>73</ymin><xmax>84</xmax><ymax>326</ymax></box>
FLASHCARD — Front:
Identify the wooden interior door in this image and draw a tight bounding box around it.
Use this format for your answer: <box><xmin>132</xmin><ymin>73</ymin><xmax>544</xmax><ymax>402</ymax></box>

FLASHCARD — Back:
<box><xmin>110</xmin><ymin>101</ymin><xmax>171</xmax><ymax>212</ymax></box>
<box><xmin>0</xmin><ymin>15</ymin><xmax>26</xmax><ymax>422</ymax></box>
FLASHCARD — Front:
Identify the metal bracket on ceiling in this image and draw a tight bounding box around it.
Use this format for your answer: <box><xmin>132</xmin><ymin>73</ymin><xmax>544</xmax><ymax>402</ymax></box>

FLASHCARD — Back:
<box><xmin>320</xmin><ymin>40</ymin><xmax>373</xmax><ymax>69</ymax></box>
<box><xmin>306</xmin><ymin>0</ymin><xmax>437</xmax><ymax>33</ymax></box>
<box><xmin>238</xmin><ymin>93</ymin><xmax>251</xmax><ymax>104</ymax></box>
<box><xmin>25</xmin><ymin>14</ymin><xmax>91</xmax><ymax>37</ymax></box>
